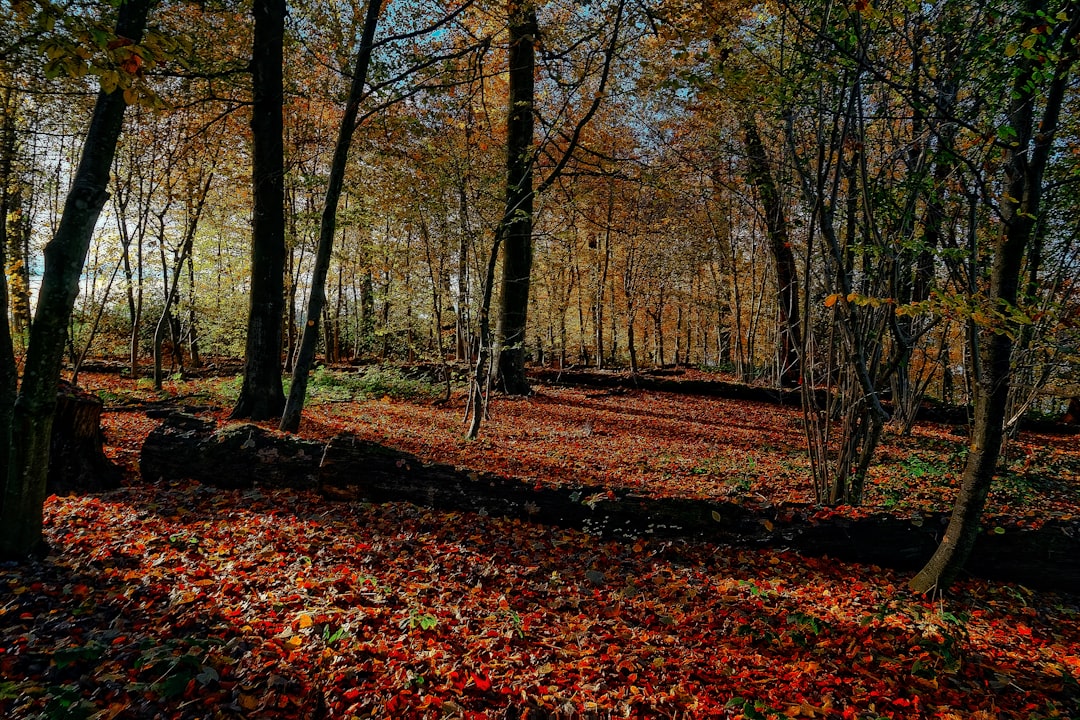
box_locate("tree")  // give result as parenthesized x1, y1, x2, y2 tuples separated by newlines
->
(492, 0, 538, 395)
(741, 118, 802, 387)
(279, 0, 383, 433)
(911, 0, 1080, 592)
(469, 0, 628, 435)
(1, 0, 156, 559)
(231, 0, 287, 420)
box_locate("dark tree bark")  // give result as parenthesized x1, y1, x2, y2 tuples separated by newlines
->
(47, 381, 121, 494)
(1, 0, 155, 559)
(742, 119, 802, 387)
(1, 81, 17, 482)
(494, 1, 538, 396)
(910, 3, 1079, 593)
(231, 0, 287, 421)
(279, 0, 383, 433)
(142, 413, 322, 488)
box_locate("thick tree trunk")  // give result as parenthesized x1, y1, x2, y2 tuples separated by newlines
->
(279, 0, 382, 432)
(231, 0, 287, 421)
(495, 2, 537, 396)
(0, 0, 154, 559)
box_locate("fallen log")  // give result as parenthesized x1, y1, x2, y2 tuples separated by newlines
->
(139, 413, 323, 489)
(139, 413, 1080, 593)
(529, 368, 808, 406)
(528, 368, 1080, 434)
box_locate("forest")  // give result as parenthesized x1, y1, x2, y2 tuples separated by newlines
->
(1, 0, 1080, 717)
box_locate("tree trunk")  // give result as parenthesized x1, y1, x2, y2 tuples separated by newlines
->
(495, 1, 537, 396)
(231, 0, 287, 421)
(0, 0, 154, 559)
(742, 119, 802, 387)
(0, 80, 17, 480)
(279, 0, 382, 432)
(153, 174, 209, 389)
(910, 4, 1079, 593)
(187, 251, 202, 368)
(456, 183, 471, 363)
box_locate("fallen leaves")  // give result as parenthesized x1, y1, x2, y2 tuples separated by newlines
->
(3, 370, 1074, 718)
(0, 481, 1076, 718)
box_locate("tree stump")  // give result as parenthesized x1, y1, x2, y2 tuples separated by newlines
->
(48, 380, 122, 494)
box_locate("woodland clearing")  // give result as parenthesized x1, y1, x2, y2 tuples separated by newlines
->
(1, 367, 1078, 719)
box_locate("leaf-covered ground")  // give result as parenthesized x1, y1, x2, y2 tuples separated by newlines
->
(3, 370, 1079, 718)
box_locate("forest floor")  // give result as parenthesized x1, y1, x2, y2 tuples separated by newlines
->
(2, 367, 1079, 719)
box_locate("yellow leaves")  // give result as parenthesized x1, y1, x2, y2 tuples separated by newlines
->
(237, 693, 261, 711)
(824, 292, 900, 311)
(171, 590, 197, 605)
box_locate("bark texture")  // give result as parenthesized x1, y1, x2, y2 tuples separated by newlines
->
(232, 0, 287, 421)
(495, 2, 537, 396)
(279, 0, 382, 432)
(0, 0, 154, 559)
(47, 381, 122, 494)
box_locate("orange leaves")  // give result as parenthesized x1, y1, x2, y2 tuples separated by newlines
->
(6, 371, 1066, 718)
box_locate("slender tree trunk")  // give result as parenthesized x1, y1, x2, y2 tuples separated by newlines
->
(456, 182, 471, 362)
(466, 231, 502, 439)
(187, 250, 201, 367)
(742, 119, 802, 387)
(280, 0, 382, 432)
(911, 4, 1078, 592)
(2, 82, 31, 337)
(0, 80, 15, 494)
(153, 173, 209, 388)
(232, 0, 287, 420)
(1, 0, 154, 559)
(495, 1, 537, 395)
(595, 183, 614, 369)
